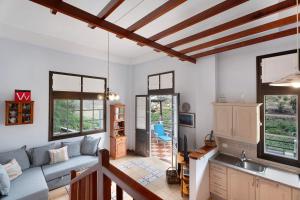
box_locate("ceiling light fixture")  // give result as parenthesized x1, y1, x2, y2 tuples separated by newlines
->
(99, 32, 120, 101)
(270, 0, 300, 88)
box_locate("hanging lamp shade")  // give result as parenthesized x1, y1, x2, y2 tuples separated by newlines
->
(270, 72, 300, 88)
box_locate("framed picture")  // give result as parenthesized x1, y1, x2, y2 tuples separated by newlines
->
(179, 112, 195, 128)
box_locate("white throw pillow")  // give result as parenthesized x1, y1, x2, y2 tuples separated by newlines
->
(4, 159, 22, 181)
(49, 146, 69, 164)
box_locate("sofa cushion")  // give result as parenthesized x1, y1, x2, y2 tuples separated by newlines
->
(0, 146, 30, 171)
(4, 159, 22, 181)
(30, 143, 55, 167)
(49, 146, 69, 164)
(62, 141, 81, 158)
(0, 167, 48, 200)
(81, 136, 100, 156)
(42, 155, 98, 182)
(0, 164, 10, 196)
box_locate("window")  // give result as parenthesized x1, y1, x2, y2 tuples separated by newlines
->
(49, 71, 106, 141)
(264, 95, 298, 160)
(148, 71, 174, 94)
(257, 50, 300, 167)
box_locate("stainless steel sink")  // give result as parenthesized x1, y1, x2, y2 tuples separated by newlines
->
(236, 160, 266, 173)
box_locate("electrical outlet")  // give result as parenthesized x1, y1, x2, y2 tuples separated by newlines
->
(222, 143, 228, 148)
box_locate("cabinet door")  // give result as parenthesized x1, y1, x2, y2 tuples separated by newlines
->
(214, 105, 233, 138)
(256, 178, 292, 200)
(228, 169, 255, 200)
(292, 189, 300, 200)
(233, 106, 259, 143)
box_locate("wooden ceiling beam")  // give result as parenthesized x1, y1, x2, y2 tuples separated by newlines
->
(29, 0, 196, 64)
(127, 0, 187, 32)
(89, 0, 124, 29)
(167, 0, 299, 48)
(181, 14, 299, 54)
(50, 0, 62, 15)
(148, 0, 249, 41)
(191, 27, 299, 59)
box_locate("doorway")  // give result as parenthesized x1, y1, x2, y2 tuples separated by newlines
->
(135, 94, 179, 166)
(150, 95, 173, 164)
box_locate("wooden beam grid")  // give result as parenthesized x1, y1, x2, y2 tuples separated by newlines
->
(88, 0, 125, 29)
(166, 0, 299, 48)
(191, 27, 300, 59)
(181, 14, 299, 54)
(148, 0, 249, 41)
(117, 0, 187, 39)
(29, 0, 196, 63)
(29, 0, 300, 63)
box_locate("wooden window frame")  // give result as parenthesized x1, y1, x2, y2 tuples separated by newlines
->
(49, 71, 107, 141)
(148, 71, 175, 95)
(257, 50, 300, 167)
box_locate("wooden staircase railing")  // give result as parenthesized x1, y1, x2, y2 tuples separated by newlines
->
(70, 149, 163, 200)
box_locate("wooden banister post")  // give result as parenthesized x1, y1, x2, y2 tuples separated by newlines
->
(116, 185, 123, 200)
(70, 170, 78, 200)
(99, 149, 111, 200)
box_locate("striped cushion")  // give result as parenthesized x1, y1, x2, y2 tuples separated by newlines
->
(4, 159, 22, 181)
(49, 146, 69, 164)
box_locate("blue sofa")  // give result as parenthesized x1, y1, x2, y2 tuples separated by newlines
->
(0, 144, 99, 200)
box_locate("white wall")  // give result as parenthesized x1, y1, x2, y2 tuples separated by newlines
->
(0, 38, 131, 152)
(131, 56, 217, 150)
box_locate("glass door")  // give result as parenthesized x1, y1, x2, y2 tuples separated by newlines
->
(172, 94, 180, 168)
(135, 95, 150, 157)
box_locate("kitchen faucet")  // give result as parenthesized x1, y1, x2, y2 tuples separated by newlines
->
(240, 150, 247, 162)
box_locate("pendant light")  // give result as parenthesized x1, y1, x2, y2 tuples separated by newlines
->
(270, 0, 300, 88)
(99, 32, 120, 101)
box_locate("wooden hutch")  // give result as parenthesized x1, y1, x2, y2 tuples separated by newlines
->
(110, 104, 127, 159)
(5, 101, 34, 126)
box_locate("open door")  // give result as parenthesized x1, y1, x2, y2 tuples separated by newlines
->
(172, 93, 180, 168)
(135, 95, 150, 157)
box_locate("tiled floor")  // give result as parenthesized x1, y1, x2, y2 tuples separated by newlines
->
(49, 155, 186, 200)
(151, 133, 172, 164)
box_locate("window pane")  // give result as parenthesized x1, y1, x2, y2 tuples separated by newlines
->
(83, 78, 105, 93)
(82, 100, 104, 131)
(264, 95, 298, 160)
(160, 73, 173, 89)
(149, 75, 159, 90)
(53, 99, 80, 137)
(53, 74, 81, 92)
(136, 97, 146, 129)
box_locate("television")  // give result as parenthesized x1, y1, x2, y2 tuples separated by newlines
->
(183, 134, 189, 162)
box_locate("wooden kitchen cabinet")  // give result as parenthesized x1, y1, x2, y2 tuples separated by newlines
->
(292, 188, 300, 200)
(228, 168, 255, 200)
(213, 104, 233, 138)
(233, 106, 260, 143)
(256, 178, 292, 200)
(213, 103, 261, 144)
(210, 163, 228, 199)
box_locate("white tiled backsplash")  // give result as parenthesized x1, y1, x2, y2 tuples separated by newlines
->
(217, 137, 300, 174)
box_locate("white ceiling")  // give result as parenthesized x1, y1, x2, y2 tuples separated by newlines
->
(0, 0, 296, 65)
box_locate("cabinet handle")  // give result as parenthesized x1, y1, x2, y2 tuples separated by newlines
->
(252, 178, 255, 187)
(256, 179, 259, 188)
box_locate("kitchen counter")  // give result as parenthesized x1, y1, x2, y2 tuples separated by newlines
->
(189, 145, 217, 160)
(210, 153, 300, 189)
